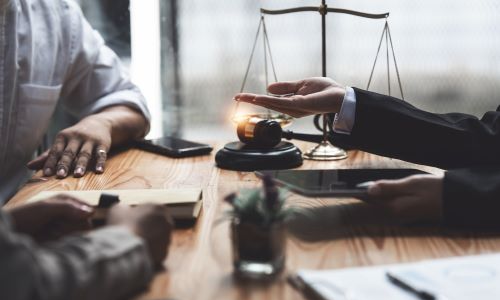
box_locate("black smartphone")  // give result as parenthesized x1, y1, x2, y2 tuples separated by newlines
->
(134, 136, 213, 158)
(255, 168, 429, 198)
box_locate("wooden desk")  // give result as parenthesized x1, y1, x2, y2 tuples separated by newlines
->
(6, 141, 500, 300)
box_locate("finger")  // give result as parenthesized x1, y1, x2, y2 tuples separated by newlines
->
(235, 93, 293, 108)
(43, 136, 67, 176)
(367, 178, 413, 198)
(94, 145, 108, 174)
(251, 102, 308, 118)
(27, 150, 50, 170)
(45, 195, 94, 220)
(250, 96, 312, 118)
(107, 204, 132, 225)
(267, 80, 303, 95)
(74, 141, 94, 178)
(234, 93, 259, 103)
(237, 93, 303, 109)
(60, 200, 94, 220)
(56, 139, 82, 178)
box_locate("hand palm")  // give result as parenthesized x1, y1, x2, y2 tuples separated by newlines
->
(235, 77, 345, 118)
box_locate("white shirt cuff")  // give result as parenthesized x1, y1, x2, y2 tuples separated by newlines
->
(333, 86, 356, 135)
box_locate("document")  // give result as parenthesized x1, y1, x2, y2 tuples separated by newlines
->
(296, 253, 500, 300)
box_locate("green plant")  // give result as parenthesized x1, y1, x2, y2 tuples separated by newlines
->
(224, 176, 294, 225)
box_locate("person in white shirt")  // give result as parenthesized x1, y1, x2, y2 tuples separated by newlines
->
(0, 0, 150, 203)
(0, 0, 172, 299)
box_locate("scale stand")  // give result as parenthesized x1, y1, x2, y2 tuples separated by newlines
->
(261, 1, 389, 161)
(217, 1, 404, 171)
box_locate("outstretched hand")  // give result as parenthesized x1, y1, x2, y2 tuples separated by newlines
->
(234, 77, 346, 118)
(363, 174, 444, 224)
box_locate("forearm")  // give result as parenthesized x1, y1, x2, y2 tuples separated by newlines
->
(331, 88, 500, 169)
(90, 105, 148, 147)
(0, 212, 153, 300)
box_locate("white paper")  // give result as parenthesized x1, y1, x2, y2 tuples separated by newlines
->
(298, 253, 500, 300)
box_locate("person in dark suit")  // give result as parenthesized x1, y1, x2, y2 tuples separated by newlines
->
(235, 77, 500, 227)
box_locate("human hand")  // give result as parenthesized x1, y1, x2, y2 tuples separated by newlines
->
(364, 174, 444, 224)
(8, 194, 94, 241)
(234, 77, 346, 118)
(27, 114, 112, 178)
(108, 204, 173, 267)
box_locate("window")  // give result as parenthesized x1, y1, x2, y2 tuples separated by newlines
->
(165, 0, 500, 140)
(82, 0, 500, 141)
(78, 0, 131, 58)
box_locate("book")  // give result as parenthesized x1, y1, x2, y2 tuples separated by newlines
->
(293, 253, 500, 300)
(27, 188, 203, 220)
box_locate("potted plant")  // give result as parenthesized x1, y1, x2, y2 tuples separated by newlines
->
(225, 176, 293, 279)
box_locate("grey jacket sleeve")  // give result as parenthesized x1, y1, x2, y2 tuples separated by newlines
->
(0, 211, 153, 300)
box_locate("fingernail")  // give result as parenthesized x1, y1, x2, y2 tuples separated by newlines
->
(57, 168, 67, 177)
(356, 181, 374, 189)
(44, 168, 52, 176)
(368, 184, 381, 196)
(75, 167, 84, 175)
(80, 205, 94, 213)
(96, 166, 103, 173)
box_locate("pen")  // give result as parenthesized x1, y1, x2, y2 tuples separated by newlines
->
(288, 274, 330, 300)
(288, 274, 356, 300)
(386, 272, 436, 300)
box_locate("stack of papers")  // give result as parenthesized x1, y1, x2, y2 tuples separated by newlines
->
(296, 253, 500, 300)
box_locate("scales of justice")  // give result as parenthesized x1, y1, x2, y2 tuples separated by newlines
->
(216, 0, 404, 171)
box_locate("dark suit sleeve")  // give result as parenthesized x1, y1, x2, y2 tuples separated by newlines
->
(330, 87, 500, 169)
(443, 168, 500, 227)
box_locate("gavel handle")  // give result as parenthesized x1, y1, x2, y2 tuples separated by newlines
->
(282, 130, 324, 143)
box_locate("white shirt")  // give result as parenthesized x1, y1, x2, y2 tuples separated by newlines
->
(333, 86, 357, 134)
(0, 0, 150, 204)
(0, 2, 154, 299)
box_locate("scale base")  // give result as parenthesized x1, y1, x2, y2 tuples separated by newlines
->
(216, 141, 303, 171)
(303, 141, 348, 161)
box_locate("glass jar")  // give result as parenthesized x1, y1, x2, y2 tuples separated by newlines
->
(231, 218, 286, 279)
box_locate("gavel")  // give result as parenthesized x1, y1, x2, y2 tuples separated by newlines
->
(236, 116, 325, 148)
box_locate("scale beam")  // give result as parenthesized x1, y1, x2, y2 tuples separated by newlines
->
(260, 7, 389, 19)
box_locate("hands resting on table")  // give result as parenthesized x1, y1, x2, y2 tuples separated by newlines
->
(8, 194, 172, 267)
(26, 105, 148, 179)
(235, 77, 445, 224)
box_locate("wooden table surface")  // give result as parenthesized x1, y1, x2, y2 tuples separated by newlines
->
(6, 141, 500, 300)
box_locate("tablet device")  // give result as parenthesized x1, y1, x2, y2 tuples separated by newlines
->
(134, 136, 213, 158)
(255, 169, 429, 198)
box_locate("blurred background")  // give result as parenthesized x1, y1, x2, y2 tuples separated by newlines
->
(77, 0, 500, 142)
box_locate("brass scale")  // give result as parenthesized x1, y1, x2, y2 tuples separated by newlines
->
(215, 0, 404, 171)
